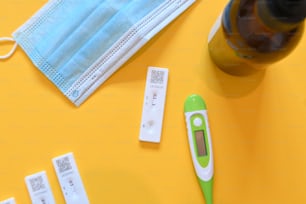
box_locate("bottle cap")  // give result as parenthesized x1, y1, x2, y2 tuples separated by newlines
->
(266, 0, 306, 23)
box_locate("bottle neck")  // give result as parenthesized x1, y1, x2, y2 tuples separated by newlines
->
(256, 0, 303, 32)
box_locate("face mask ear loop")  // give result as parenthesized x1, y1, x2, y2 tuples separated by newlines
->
(0, 37, 18, 60)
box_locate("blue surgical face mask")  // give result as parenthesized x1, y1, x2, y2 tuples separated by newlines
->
(0, 0, 195, 106)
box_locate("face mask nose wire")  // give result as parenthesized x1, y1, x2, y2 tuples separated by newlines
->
(0, 37, 18, 60)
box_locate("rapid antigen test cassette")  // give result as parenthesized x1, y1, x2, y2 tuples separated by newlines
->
(139, 67, 169, 143)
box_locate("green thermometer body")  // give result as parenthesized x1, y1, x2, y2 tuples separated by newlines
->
(184, 94, 214, 204)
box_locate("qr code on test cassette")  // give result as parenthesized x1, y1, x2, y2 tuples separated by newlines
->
(56, 156, 73, 173)
(29, 176, 46, 192)
(150, 70, 165, 84)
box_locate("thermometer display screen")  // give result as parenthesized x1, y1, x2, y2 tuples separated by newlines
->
(195, 130, 207, 156)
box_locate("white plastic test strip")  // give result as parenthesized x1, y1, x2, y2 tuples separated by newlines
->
(52, 153, 89, 204)
(0, 198, 16, 204)
(25, 171, 55, 204)
(139, 67, 169, 143)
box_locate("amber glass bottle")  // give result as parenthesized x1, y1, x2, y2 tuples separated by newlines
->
(208, 0, 306, 75)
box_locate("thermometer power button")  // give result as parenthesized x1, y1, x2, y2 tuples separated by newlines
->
(193, 117, 203, 127)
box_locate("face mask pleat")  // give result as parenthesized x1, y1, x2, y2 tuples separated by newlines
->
(47, 0, 131, 73)
(56, 0, 166, 92)
(125, 0, 166, 24)
(32, 0, 102, 58)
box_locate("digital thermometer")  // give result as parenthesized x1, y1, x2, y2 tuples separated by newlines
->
(184, 94, 214, 204)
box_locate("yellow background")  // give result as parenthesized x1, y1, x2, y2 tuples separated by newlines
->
(1, 0, 306, 203)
